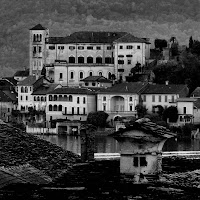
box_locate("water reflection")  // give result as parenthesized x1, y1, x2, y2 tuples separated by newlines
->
(38, 135, 200, 155)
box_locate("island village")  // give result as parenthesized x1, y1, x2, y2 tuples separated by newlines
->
(2, 24, 200, 199)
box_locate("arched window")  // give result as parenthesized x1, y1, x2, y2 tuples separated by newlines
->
(59, 95, 62, 101)
(69, 95, 73, 102)
(103, 96, 106, 101)
(87, 56, 93, 63)
(49, 95, 52, 101)
(129, 97, 132, 101)
(25, 87, 28, 93)
(34, 96, 36, 101)
(33, 34, 36, 42)
(89, 71, 93, 76)
(69, 56, 75, 63)
(70, 71, 74, 79)
(99, 71, 103, 76)
(79, 71, 84, 79)
(58, 105, 62, 111)
(44, 97, 46, 101)
(36, 34, 39, 42)
(78, 56, 84, 63)
(64, 95, 67, 101)
(41, 97, 44, 101)
(21, 87, 24, 93)
(105, 57, 111, 64)
(53, 105, 57, 111)
(39, 34, 42, 42)
(49, 105, 52, 111)
(96, 56, 102, 64)
(54, 95, 57, 101)
(108, 72, 112, 79)
(37, 96, 40, 101)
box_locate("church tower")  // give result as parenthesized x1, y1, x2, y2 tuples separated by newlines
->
(29, 24, 49, 76)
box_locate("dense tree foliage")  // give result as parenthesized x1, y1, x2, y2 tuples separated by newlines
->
(163, 106, 178, 122)
(1, 0, 200, 76)
(154, 39, 167, 51)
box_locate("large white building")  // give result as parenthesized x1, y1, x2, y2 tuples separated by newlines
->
(29, 24, 151, 85)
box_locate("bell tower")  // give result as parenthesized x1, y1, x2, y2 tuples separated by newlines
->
(29, 24, 49, 76)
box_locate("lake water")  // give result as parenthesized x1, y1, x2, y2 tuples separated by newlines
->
(37, 135, 200, 155)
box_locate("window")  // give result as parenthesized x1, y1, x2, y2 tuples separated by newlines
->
(108, 72, 112, 79)
(20, 96, 23, 101)
(8, 108, 10, 112)
(59, 95, 62, 101)
(78, 56, 84, 63)
(118, 60, 124, 64)
(77, 107, 80, 114)
(70, 71, 74, 79)
(137, 45, 141, 49)
(49, 105, 52, 111)
(37, 96, 40, 101)
(89, 71, 93, 76)
(41, 97, 44, 101)
(85, 82, 89, 86)
(103, 96, 106, 101)
(152, 106, 155, 113)
(25, 96, 28, 101)
(99, 72, 103, 76)
(49, 46, 55, 50)
(58, 105, 62, 111)
(30, 87, 32, 91)
(127, 45, 133, 49)
(171, 95, 175, 102)
(38, 46, 42, 53)
(34, 96, 36, 101)
(78, 46, 84, 50)
(69, 56, 75, 63)
(143, 95, 146, 102)
(152, 95, 155, 102)
(79, 71, 84, 79)
(119, 45, 123, 49)
(49, 95, 52, 101)
(127, 60, 131, 65)
(21, 87, 24, 93)
(103, 103, 106, 111)
(59, 73, 63, 80)
(53, 105, 57, 111)
(183, 107, 186, 114)
(77, 97, 80, 104)
(92, 82, 96, 86)
(107, 46, 111, 50)
(87, 46, 93, 50)
(133, 157, 138, 167)
(105, 57, 111, 64)
(180, 116, 183, 121)
(83, 97, 86, 104)
(130, 105, 133, 111)
(96, 46, 101, 50)
(96, 56, 102, 64)
(126, 55, 133, 57)
(87, 56, 93, 63)
(129, 97, 132, 101)
(165, 95, 168, 102)
(72, 107, 74, 114)
(83, 107, 86, 114)
(69, 46, 75, 50)
(54, 95, 57, 101)
(58, 46, 64, 50)
(140, 157, 147, 166)
(69, 95, 73, 102)
(25, 87, 28, 93)
(133, 157, 147, 167)
(159, 95, 162, 102)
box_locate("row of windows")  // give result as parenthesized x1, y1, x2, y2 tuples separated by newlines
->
(119, 45, 141, 50)
(60, 71, 112, 80)
(20, 87, 31, 93)
(49, 95, 86, 103)
(49, 105, 86, 114)
(143, 95, 175, 103)
(20, 96, 28, 101)
(49, 45, 112, 51)
(33, 34, 42, 42)
(34, 96, 46, 101)
(33, 46, 42, 54)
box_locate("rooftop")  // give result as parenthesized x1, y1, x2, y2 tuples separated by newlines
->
(0, 90, 16, 102)
(14, 69, 29, 77)
(17, 76, 42, 86)
(30, 24, 46, 30)
(191, 87, 200, 97)
(32, 84, 59, 95)
(81, 76, 112, 83)
(98, 82, 148, 94)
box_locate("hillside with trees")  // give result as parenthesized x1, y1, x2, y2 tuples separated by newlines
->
(1, 0, 200, 76)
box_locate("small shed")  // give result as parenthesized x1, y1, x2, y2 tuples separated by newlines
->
(111, 118, 176, 182)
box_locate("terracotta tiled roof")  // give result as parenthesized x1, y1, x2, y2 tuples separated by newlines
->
(142, 84, 188, 94)
(30, 24, 46, 30)
(48, 87, 96, 95)
(32, 84, 59, 95)
(114, 33, 149, 44)
(0, 164, 52, 189)
(47, 31, 127, 44)
(98, 82, 148, 94)
(82, 76, 112, 83)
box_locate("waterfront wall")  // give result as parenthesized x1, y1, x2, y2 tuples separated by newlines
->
(26, 126, 57, 135)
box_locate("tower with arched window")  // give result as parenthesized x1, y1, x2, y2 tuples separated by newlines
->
(29, 24, 49, 76)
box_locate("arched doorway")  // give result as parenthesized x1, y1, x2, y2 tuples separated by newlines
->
(111, 96, 125, 112)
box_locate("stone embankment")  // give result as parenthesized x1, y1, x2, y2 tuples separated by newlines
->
(0, 123, 81, 178)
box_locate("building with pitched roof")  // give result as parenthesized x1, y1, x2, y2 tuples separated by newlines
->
(46, 87, 97, 125)
(13, 69, 29, 81)
(29, 24, 151, 85)
(141, 83, 189, 113)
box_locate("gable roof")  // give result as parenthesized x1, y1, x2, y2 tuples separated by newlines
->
(111, 118, 176, 140)
(32, 84, 59, 95)
(82, 76, 112, 83)
(47, 31, 127, 44)
(2, 90, 17, 102)
(142, 84, 188, 95)
(0, 90, 15, 102)
(114, 33, 150, 44)
(191, 87, 200, 97)
(48, 87, 96, 95)
(98, 82, 148, 94)
(194, 98, 200, 108)
(17, 76, 42, 86)
(30, 24, 46, 30)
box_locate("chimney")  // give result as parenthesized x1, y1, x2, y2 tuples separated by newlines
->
(165, 80, 169, 85)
